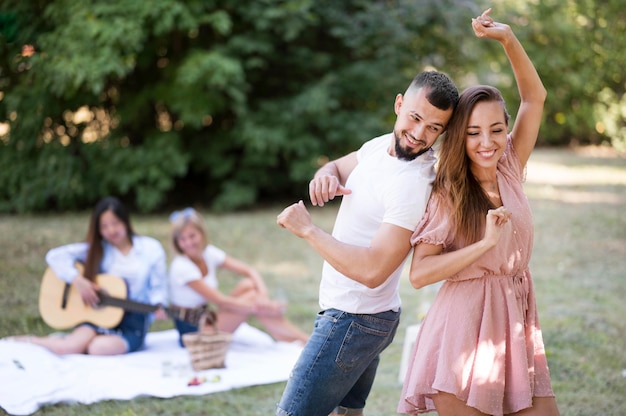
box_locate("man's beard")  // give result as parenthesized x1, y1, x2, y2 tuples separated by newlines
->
(394, 131, 430, 161)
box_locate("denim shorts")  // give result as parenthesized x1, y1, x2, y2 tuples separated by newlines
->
(173, 318, 198, 347)
(276, 308, 400, 416)
(84, 311, 150, 353)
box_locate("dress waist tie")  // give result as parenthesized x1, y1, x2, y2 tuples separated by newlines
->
(512, 272, 530, 325)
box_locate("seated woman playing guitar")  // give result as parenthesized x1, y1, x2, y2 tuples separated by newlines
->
(10, 196, 168, 355)
(168, 208, 309, 347)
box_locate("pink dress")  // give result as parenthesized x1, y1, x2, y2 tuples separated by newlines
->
(398, 139, 555, 415)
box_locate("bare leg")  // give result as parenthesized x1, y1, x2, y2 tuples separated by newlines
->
(432, 392, 489, 416)
(228, 278, 256, 297)
(432, 392, 560, 416)
(10, 325, 98, 355)
(256, 314, 309, 343)
(86, 333, 128, 355)
(9, 325, 127, 355)
(508, 397, 560, 416)
(215, 280, 256, 333)
(216, 280, 309, 343)
(216, 308, 252, 333)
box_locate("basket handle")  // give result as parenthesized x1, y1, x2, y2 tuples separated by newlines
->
(198, 309, 219, 333)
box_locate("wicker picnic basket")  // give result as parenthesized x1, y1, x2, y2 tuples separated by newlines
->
(182, 310, 233, 371)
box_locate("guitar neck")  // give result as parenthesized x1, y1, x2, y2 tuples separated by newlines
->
(99, 294, 159, 314)
(98, 294, 207, 325)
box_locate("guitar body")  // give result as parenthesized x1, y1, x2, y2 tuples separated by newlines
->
(38, 267, 127, 329)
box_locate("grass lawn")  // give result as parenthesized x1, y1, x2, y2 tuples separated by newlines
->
(0, 146, 625, 415)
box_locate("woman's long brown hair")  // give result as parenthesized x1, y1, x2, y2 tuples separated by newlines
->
(433, 85, 510, 245)
(83, 197, 135, 281)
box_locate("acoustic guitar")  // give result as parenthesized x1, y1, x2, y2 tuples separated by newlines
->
(38, 267, 210, 329)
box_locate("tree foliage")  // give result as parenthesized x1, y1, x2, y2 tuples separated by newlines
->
(0, 0, 624, 213)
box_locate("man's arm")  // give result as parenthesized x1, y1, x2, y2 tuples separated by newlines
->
(277, 201, 413, 288)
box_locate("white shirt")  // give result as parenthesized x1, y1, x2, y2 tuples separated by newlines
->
(168, 245, 226, 308)
(45, 235, 168, 306)
(319, 133, 436, 314)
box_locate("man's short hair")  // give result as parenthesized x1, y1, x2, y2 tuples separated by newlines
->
(408, 71, 459, 111)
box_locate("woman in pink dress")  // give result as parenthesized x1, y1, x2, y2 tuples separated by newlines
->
(398, 9, 560, 416)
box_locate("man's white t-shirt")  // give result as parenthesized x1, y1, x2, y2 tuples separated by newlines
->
(319, 133, 436, 314)
(168, 245, 226, 308)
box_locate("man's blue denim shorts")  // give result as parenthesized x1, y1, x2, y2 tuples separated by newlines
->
(276, 308, 400, 416)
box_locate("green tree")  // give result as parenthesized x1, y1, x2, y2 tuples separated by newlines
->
(0, 0, 473, 212)
(1, 0, 624, 213)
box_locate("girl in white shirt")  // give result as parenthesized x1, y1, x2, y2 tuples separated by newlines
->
(168, 208, 309, 346)
(9, 196, 168, 355)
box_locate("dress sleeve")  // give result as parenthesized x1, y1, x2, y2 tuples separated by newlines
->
(500, 135, 526, 182)
(409, 193, 454, 249)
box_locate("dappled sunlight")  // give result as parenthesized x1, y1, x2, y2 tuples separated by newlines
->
(1, 111, 16, 144)
(36, 107, 117, 146)
(508, 246, 521, 269)
(472, 339, 505, 386)
(524, 185, 625, 204)
(70, 106, 94, 124)
(526, 161, 626, 186)
(525, 158, 626, 204)
(455, 338, 506, 389)
(0, 122, 8, 144)
(80, 108, 117, 144)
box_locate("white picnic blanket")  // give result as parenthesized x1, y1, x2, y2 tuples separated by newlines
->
(0, 324, 302, 415)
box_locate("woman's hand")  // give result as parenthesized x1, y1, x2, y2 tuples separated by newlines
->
(72, 274, 101, 306)
(483, 206, 512, 247)
(471, 8, 512, 42)
(154, 307, 169, 320)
